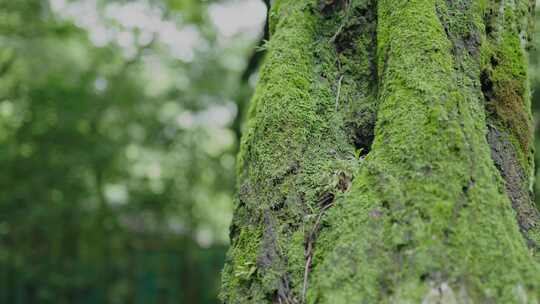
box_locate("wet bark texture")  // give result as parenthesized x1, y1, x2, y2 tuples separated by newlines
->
(221, 0, 540, 303)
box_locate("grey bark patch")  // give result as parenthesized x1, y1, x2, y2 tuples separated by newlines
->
(422, 282, 458, 304)
(487, 125, 540, 245)
(436, 0, 481, 60)
(259, 211, 299, 303)
(258, 211, 279, 269)
(269, 275, 298, 304)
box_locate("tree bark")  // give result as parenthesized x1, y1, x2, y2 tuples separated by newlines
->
(221, 0, 540, 303)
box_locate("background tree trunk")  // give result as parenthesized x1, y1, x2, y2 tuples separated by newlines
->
(221, 0, 540, 302)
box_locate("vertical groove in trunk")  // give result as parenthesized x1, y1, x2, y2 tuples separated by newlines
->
(221, 0, 540, 303)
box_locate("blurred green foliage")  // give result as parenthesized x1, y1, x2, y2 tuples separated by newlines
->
(0, 0, 263, 302)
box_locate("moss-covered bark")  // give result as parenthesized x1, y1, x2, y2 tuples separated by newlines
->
(221, 0, 540, 303)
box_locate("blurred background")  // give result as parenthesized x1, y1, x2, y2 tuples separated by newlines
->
(0, 0, 538, 303)
(0, 0, 266, 303)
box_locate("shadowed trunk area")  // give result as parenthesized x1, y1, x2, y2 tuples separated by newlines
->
(221, 0, 540, 303)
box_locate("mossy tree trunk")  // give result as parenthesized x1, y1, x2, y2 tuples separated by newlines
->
(221, 0, 540, 303)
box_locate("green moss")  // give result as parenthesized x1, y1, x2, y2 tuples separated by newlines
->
(221, 226, 264, 302)
(477, 0, 540, 248)
(223, 0, 540, 302)
(223, 0, 370, 301)
(308, 0, 540, 302)
(481, 0, 534, 175)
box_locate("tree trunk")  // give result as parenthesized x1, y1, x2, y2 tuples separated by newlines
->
(221, 0, 540, 303)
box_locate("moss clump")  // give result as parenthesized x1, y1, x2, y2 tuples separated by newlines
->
(221, 226, 264, 302)
(489, 78, 531, 157)
(479, 0, 540, 246)
(482, 29, 532, 170)
(222, 0, 540, 303)
(309, 0, 540, 302)
(222, 0, 372, 302)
